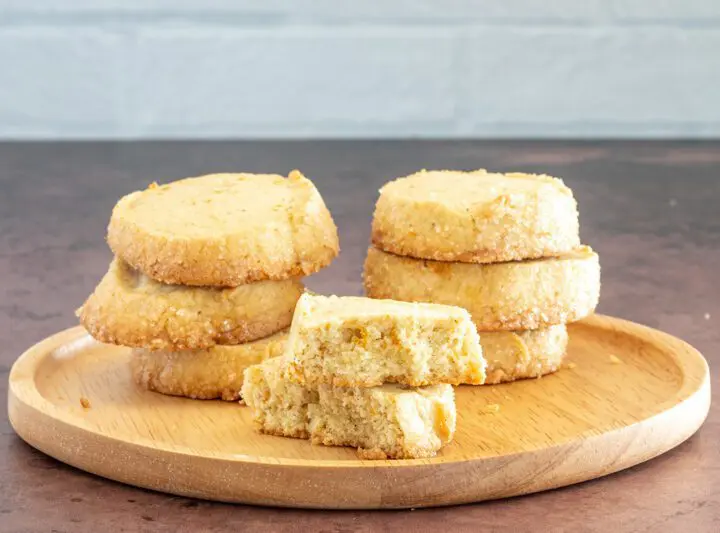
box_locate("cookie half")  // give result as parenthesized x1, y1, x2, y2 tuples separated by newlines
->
(281, 294, 486, 388)
(364, 246, 600, 331)
(78, 259, 303, 351)
(108, 170, 339, 286)
(131, 331, 288, 401)
(242, 356, 456, 459)
(481, 326, 568, 384)
(372, 169, 579, 263)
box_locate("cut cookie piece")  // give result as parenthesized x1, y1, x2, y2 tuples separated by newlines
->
(242, 357, 456, 459)
(372, 169, 579, 263)
(131, 330, 287, 401)
(281, 294, 486, 387)
(107, 170, 339, 286)
(78, 258, 303, 351)
(311, 384, 456, 460)
(242, 357, 316, 439)
(364, 246, 600, 331)
(481, 326, 568, 384)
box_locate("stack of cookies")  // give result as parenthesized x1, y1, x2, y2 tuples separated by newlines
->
(364, 169, 601, 383)
(78, 171, 339, 400)
(242, 293, 487, 459)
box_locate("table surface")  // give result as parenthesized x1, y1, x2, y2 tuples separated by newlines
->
(0, 141, 717, 532)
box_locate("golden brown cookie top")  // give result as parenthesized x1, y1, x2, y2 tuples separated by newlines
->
(108, 170, 339, 286)
(293, 293, 475, 326)
(372, 169, 579, 263)
(118, 173, 300, 237)
(380, 169, 572, 208)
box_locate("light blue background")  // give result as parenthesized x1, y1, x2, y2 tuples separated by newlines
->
(1, 1, 719, 139)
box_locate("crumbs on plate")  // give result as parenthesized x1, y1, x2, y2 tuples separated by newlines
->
(481, 403, 500, 414)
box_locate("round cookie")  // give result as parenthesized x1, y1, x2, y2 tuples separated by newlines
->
(131, 331, 288, 401)
(78, 259, 303, 351)
(372, 169, 579, 263)
(364, 246, 600, 331)
(481, 326, 568, 384)
(108, 170, 339, 286)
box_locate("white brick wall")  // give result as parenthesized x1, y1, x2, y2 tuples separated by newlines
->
(0, 1, 718, 139)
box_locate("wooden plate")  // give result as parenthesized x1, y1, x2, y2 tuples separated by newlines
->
(8, 315, 710, 509)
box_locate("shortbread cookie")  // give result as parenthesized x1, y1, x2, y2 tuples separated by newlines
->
(481, 326, 568, 384)
(108, 170, 339, 286)
(78, 259, 303, 351)
(131, 331, 287, 400)
(364, 246, 600, 331)
(372, 169, 579, 263)
(282, 294, 486, 387)
(242, 357, 456, 459)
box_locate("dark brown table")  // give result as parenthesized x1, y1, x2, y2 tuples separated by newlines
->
(1, 141, 717, 532)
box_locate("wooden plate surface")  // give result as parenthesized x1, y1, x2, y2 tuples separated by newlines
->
(8, 315, 710, 509)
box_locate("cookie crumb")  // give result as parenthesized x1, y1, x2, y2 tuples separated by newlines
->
(609, 354, 622, 364)
(238, 398, 246, 407)
(80, 397, 91, 409)
(481, 403, 500, 414)
(565, 362, 577, 369)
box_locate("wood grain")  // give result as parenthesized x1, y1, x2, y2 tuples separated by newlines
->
(8, 315, 710, 509)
